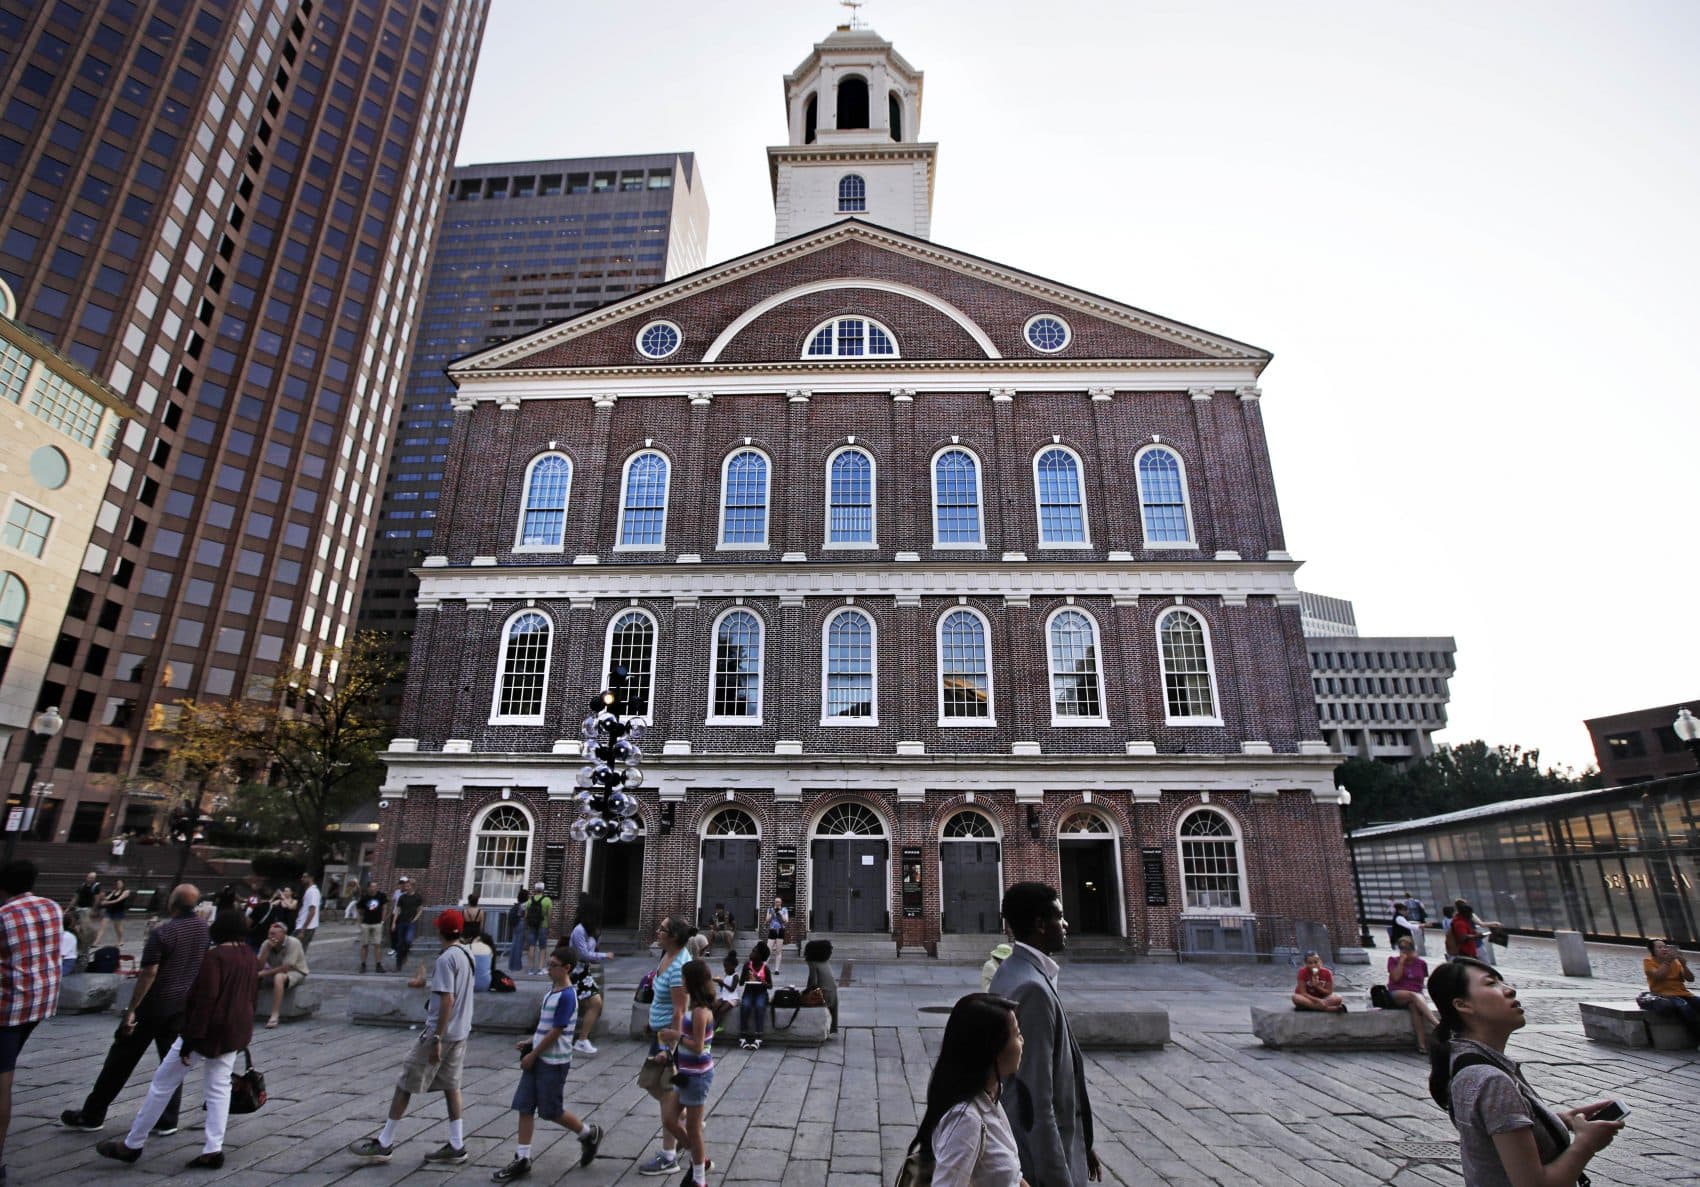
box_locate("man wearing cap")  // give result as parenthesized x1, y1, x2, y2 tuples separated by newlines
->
(522, 883, 553, 977)
(348, 908, 476, 1166)
(392, 878, 423, 969)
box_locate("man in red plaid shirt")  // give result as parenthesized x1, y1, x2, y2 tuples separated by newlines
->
(0, 858, 63, 1183)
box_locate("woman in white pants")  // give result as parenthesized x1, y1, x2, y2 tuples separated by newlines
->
(96, 909, 258, 1170)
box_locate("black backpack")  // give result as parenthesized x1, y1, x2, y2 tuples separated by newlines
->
(88, 946, 121, 973)
(525, 898, 545, 929)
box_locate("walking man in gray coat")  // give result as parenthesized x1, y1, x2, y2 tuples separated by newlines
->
(988, 881, 1101, 1185)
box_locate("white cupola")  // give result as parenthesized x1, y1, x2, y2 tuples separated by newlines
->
(768, 26, 937, 241)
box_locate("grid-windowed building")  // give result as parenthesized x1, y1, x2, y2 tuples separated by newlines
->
(0, 0, 490, 841)
(357, 154, 709, 705)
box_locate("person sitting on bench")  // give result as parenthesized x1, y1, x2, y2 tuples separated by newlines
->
(255, 921, 309, 1028)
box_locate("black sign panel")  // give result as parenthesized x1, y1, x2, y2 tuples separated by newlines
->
(542, 843, 567, 901)
(900, 845, 924, 918)
(1140, 846, 1168, 907)
(774, 844, 797, 905)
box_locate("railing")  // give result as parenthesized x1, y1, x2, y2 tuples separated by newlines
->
(1177, 913, 1333, 964)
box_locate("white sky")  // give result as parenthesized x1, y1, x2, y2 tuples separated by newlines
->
(454, 1, 1699, 773)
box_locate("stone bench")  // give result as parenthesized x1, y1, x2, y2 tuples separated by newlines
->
(253, 982, 322, 1023)
(1579, 1001, 1693, 1051)
(1071, 1010, 1169, 1050)
(58, 973, 122, 1014)
(627, 998, 832, 1045)
(1251, 1005, 1417, 1050)
(349, 983, 614, 1036)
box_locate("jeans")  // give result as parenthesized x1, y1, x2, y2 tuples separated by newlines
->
(1642, 993, 1700, 1042)
(508, 924, 525, 972)
(80, 1009, 186, 1127)
(123, 1039, 236, 1155)
(739, 986, 769, 1037)
(394, 920, 417, 966)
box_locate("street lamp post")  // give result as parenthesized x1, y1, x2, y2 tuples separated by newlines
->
(1338, 787, 1374, 948)
(1673, 707, 1700, 770)
(570, 666, 644, 847)
(169, 799, 212, 886)
(4, 707, 63, 865)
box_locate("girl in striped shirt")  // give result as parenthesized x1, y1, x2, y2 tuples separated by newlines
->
(659, 959, 716, 1186)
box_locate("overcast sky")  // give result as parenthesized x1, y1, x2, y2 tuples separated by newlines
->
(453, 1, 1699, 773)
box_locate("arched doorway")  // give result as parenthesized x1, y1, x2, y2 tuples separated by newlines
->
(583, 818, 645, 930)
(810, 802, 888, 932)
(940, 810, 1002, 934)
(1058, 810, 1122, 936)
(699, 807, 760, 932)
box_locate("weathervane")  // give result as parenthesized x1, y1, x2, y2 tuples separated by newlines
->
(839, 0, 867, 30)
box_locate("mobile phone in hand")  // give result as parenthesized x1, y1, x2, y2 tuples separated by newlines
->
(1586, 1100, 1629, 1122)
(517, 1041, 533, 1058)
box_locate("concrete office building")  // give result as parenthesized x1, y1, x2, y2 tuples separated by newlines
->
(1586, 699, 1700, 786)
(0, 0, 490, 841)
(357, 154, 709, 705)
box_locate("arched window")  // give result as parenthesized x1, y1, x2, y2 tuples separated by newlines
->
(492, 610, 551, 722)
(822, 609, 876, 723)
(1034, 447, 1088, 545)
(938, 609, 993, 723)
(803, 315, 896, 358)
(888, 91, 903, 141)
(815, 802, 883, 836)
(708, 609, 763, 723)
(605, 609, 656, 719)
(942, 810, 995, 838)
(825, 447, 875, 546)
(0, 571, 25, 648)
(1158, 609, 1219, 723)
(837, 173, 867, 213)
(1178, 808, 1246, 910)
(1048, 609, 1105, 721)
(1059, 811, 1114, 836)
(515, 453, 571, 549)
(836, 76, 869, 129)
(932, 447, 983, 546)
(705, 807, 759, 836)
(1136, 446, 1194, 546)
(617, 450, 670, 548)
(804, 92, 817, 144)
(466, 803, 532, 903)
(718, 449, 770, 547)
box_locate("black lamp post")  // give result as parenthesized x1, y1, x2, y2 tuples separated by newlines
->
(570, 666, 644, 846)
(4, 707, 63, 864)
(168, 798, 212, 886)
(1674, 707, 1700, 770)
(1339, 786, 1374, 947)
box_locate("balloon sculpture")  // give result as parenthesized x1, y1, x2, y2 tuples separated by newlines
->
(570, 665, 644, 844)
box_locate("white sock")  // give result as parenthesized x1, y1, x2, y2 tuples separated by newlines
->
(448, 1118, 464, 1148)
(693, 1164, 706, 1185)
(515, 1144, 531, 1159)
(377, 1119, 398, 1147)
(568, 1119, 585, 1135)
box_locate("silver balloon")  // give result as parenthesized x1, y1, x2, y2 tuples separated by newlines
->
(580, 714, 600, 742)
(614, 739, 640, 762)
(621, 767, 645, 788)
(619, 795, 642, 819)
(608, 791, 633, 818)
(618, 819, 640, 843)
(575, 766, 597, 788)
(586, 817, 611, 840)
(569, 818, 588, 842)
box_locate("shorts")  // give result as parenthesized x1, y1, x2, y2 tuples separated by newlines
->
(264, 968, 306, 989)
(396, 1033, 466, 1095)
(674, 1069, 713, 1108)
(520, 924, 547, 950)
(0, 1021, 39, 1073)
(510, 1059, 570, 1118)
(359, 923, 383, 946)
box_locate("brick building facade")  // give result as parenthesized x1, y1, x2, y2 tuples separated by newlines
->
(375, 28, 1356, 958)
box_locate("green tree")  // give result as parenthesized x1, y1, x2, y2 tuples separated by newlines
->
(1337, 740, 1600, 826)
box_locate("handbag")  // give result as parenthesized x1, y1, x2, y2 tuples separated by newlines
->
(896, 1112, 984, 1187)
(228, 1048, 267, 1115)
(771, 986, 803, 1009)
(636, 1047, 675, 1098)
(801, 987, 826, 1008)
(636, 971, 656, 1004)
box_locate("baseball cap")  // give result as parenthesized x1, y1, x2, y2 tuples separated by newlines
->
(435, 907, 464, 936)
(533, 881, 545, 891)
(398, 875, 410, 883)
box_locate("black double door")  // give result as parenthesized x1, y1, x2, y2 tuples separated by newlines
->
(587, 838, 645, 929)
(1060, 839, 1119, 935)
(810, 838, 887, 931)
(941, 841, 1002, 933)
(699, 837, 760, 930)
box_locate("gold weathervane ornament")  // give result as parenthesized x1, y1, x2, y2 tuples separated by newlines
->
(839, 0, 867, 30)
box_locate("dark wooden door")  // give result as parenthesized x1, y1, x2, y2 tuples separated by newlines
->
(699, 837, 760, 930)
(1060, 840, 1118, 935)
(941, 841, 1001, 933)
(811, 838, 887, 931)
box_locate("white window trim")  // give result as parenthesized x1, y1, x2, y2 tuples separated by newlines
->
(822, 445, 878, 550)
(489, 608, 552, 725)
(800, 314, 901, 360)
(511, 451, 572, 553)
(837, 172, 867, 213)
(1, 495, 53, 560)
(819, 608, 879, 727)
(635, 319, 683, 360)
(716, 447, 772, 551)
(1023, 313, 1072, 353)
(603, 607, 658, 727)
(936, 606, 997, 727)
(1157, 607, 1223, 727)
(700, 805, 762, 839)
(1134, 443, 1199, 551)
(1031, 444, 1093, 550)
(613, 449, 670, 553)
(939, 808, 1001, 840)
(930, 445, 987, 551)
(1045, 606, 1110, 727)
(461, 799, 536, 904)
(1175, 806, 1252, 915)
(705, 606, 765, 726)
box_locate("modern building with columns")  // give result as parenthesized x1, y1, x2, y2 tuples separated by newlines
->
(375, 25, 1356, 958)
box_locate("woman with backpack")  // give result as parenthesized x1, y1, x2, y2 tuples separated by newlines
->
(1426, 956, 1623, 1185)
(737, 941, 773, 1050)
(900, 992, 1027, 1187)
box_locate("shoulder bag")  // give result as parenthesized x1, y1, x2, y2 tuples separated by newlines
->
(228, 1048, 267, 1115)
(636, 1044, 676, 1099)
(1450, 1053, 1586, 1187)
(895, 1109, 985, 1187)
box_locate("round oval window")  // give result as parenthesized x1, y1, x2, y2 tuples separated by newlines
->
(637, 321, 681, 359)
(29, 445, 69, 490)
(1025, 316, 1071, 353)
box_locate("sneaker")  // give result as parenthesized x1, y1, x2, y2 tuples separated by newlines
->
(676, 1159, 714, 1185)
(375, 963, 387, 973)
(492, 1156, 532, 1182)
(151, 1123, 180, 1136)
(186, 1152, 224, 1170)
(737, 1038, 750, 1050)
(423, 1143, 469, 1165)
(572, 1038, 598, 1055)
(348, 1137, 395, 1162)
(95, 1138, 141, 1165)
(750, 1038, 763, 1050)
(578, 1123, 603, 1167)
(359, 962, 367, 973)
(638, 1150, 680, 1176)
(58, 1110, 103, 1131)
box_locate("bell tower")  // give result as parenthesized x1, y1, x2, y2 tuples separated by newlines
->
(768, 25, 937, 241)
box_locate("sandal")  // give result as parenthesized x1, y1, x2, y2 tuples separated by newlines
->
(265, 1017, 279, 1029)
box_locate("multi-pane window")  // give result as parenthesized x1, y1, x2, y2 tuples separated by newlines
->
(468, 804, 531, 903)
(942, 810, 995, 838)
(827, 448, 874, 545)
(710, 609, 763, 721)
(719, 449, 769, 546)
(606, 610, 656, 718)
(803, 316, 897, 358)
(933, 449, 982, 545)
(29, 369, 104, 448)
(1048, 609, 1104, 719)
(2, 501, 53, 558)
(816, 802, 883, 836)
(0, 571, 24, 648)
(1159, 609, 1217, 721)
(1179, 809, 1245, 910)
(1034, 447, 1087, 544)
(0, 339, 34, 404)
(517, 453, 570, 548)
(838, 173, 866, 212)
(938, 609, 991, 720)
(493, 611, 550, 720)
(706, 807, 758, 836)
(823, 609, 875, 721)
(618, 451, 669, 547)
(1137, 447, 1192, 544)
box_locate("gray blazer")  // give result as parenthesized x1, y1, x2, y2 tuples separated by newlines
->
(988, 945, 1093, 1186)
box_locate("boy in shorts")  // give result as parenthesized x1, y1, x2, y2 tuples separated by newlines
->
(491, 945, 602, 1182)
(348, 908, 475, 1165)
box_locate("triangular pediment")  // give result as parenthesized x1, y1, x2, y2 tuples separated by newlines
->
(448, 220, 1269, 379)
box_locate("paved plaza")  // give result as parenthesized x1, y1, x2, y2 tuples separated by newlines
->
(6, 923, 1694, 1185)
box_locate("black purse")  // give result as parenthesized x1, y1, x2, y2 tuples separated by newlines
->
(228, 1048, 267, 1115)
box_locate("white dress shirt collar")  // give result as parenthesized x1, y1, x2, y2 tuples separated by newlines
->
(1012, 940, 1060, 983)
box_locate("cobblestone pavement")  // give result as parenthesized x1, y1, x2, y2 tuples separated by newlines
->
(8, 923, 1693, 1185)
